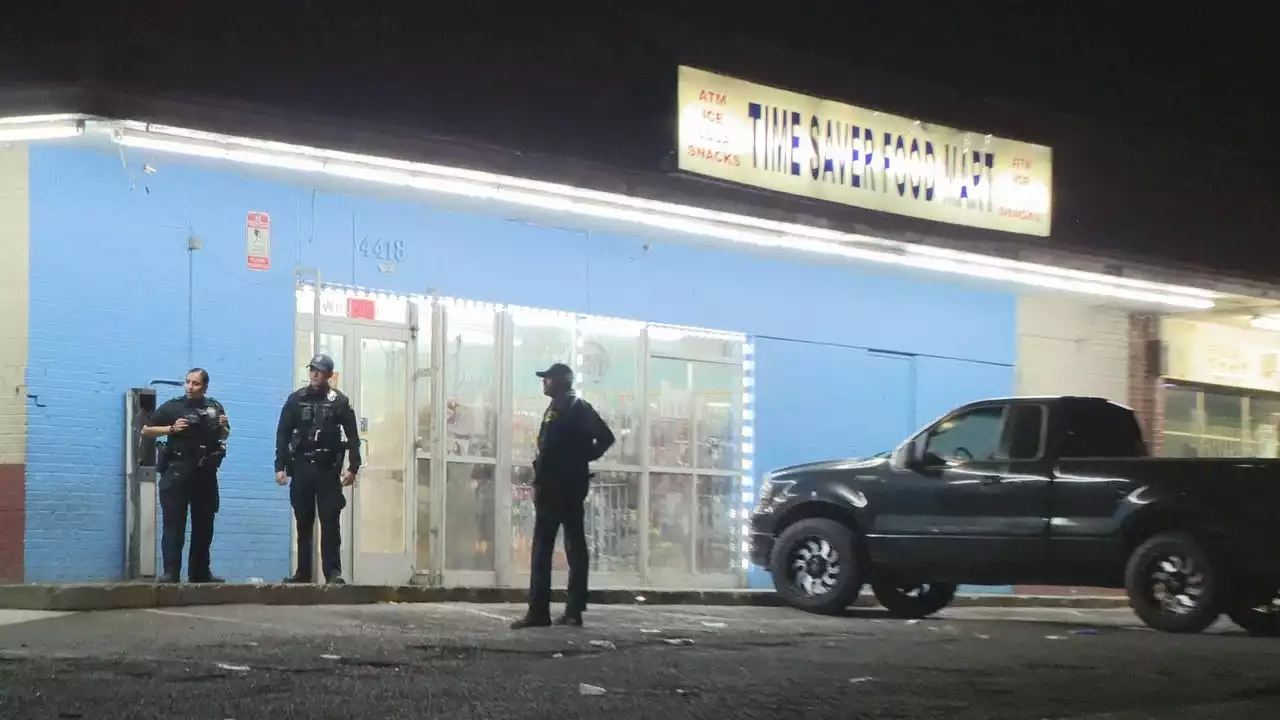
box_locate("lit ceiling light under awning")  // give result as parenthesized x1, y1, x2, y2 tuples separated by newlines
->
(12, 114, 1221, 310)
(0, 114, 86, 142)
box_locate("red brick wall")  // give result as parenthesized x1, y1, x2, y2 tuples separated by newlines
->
(1128, 314, 1164, 454)
(0, 464, 23, 582)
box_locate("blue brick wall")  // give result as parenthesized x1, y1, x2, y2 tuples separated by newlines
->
(24, 144, 1016, 583)
(25, 147, 297, 582)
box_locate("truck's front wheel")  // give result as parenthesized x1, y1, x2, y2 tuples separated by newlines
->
(771, 518, 864, 615)
(1125, 531, 1223, 634)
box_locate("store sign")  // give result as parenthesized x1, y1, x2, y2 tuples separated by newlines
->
(676, 65, 1054, 236)
(1162, 318, 1280, 392)
(246, 211, 271, 271)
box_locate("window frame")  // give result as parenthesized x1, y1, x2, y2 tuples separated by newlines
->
(921, 403, 1010, 464)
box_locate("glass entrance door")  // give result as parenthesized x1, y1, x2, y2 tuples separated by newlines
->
(293, 314, 417, 586)
(351, 325, 414, 585)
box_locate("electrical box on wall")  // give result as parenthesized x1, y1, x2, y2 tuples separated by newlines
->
(124, 388, 159, 579)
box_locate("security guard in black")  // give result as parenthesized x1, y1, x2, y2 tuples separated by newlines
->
(275, 353, 361, 585)
(512, 362, 615, 630)
(141, 368, 229, 584)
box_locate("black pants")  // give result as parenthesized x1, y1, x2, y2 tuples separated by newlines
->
(528, 485, 589, 618)
(291, 459, 346, 580)
(159, 464, 219, 579)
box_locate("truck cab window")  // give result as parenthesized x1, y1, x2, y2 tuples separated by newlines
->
(925, 406, 1004, 462)
(1059, 401, 1149, 458)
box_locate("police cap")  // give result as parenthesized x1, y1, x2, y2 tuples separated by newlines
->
(307, 354, 335, 374)
(535, 362, 574, 380)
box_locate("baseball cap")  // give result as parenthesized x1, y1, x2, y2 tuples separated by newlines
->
(307, 354, 335, 374)
(535, 362, 574, 380)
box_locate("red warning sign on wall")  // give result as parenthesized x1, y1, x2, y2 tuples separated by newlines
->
(246, 212, 271, 271)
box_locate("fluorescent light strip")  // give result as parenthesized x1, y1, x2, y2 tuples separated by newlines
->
(0, 120, 83, 143)
(1250, 316, 1280, 332)
(129, 121, 1223, 301)
(906, 244, 1223, 300)
(114, 130, 1214, 309)
(0, 113, 87, 125)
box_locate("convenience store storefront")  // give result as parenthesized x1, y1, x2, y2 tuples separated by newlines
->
(1, 82, 1238, 589)
(289, 287, 752, 589)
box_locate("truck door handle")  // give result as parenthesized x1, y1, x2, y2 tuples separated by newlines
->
(980, 475, 1003, 485)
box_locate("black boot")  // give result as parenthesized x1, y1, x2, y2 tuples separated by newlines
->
(282, 572, 313, 584)
(156, 568, 181, 584)
(510, 614, 552, 630)
(555, 612, 583, 628)
(188, 571, 225, 584)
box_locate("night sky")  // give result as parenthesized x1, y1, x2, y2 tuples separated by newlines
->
(3, 2, 1274, 280)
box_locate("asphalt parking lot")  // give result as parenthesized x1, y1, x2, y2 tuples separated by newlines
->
(2, 602, 1279, 719)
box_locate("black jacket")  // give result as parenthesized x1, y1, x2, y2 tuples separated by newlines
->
(533, 393, 615, 488)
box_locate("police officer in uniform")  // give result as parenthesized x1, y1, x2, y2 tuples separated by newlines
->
(141, 368, 230, 584)
(512, 363, 615, 629)
(275, 353, 361, 585)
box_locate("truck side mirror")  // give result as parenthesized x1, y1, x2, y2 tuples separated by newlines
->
(920, 450, 949, 469)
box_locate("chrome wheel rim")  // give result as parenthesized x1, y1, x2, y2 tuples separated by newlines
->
(789, 536, 841, 597)
(1246, 595, 1280, 615)
(1149, 553, 1205, 615)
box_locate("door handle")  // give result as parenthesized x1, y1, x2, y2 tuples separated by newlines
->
(980, 475, 1003, 485)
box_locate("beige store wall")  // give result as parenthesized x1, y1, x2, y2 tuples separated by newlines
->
(0, 143, 29, 466)
(1014, 294, 1131, 403)
(0, 142, 30, 580)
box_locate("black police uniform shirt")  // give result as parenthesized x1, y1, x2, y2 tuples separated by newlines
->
(533, 392, 615, 488)
(150, 395, 228, 464)
(274, 385, 362, 474)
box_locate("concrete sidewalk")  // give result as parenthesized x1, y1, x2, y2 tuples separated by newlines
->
(0, 582, 1131, 612)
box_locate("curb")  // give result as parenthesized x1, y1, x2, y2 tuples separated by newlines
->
(0, 583, 1130, 613)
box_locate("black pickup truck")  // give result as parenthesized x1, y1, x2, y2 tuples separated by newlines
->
(749, 395, 1280, 635)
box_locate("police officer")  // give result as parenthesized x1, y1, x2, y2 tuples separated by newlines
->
(275, 353, 361, 585)
(141, 368, 230, 584)
(511, 363, 615, 629)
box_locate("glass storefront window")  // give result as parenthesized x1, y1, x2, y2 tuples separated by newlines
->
(443, 304, 499, 458)
(577, 320, 644, 466)
(298, 291, 750, 588)
(648, 472, 693, 574)
(648, 327, 742, 363)
(508, 465, 640, 573)
(293, 331, 346, 390)
(1202, 391, 1245, 456)
(1250, 397, 1280, 458)
(444, 462, 496, 571)
(510, 313, 577, 464)
(647, 358, 741, 470)
(1161, 382, 1280, 459)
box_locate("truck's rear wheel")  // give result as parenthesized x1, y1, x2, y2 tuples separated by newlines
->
(770, 518, 864, 615)
(1226, 593, 1280, 637)
(871, 578, 958, 619)
(1124, 531, 1223, 634)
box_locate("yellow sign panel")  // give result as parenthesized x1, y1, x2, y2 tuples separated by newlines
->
(676, 66, 1053, 237)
